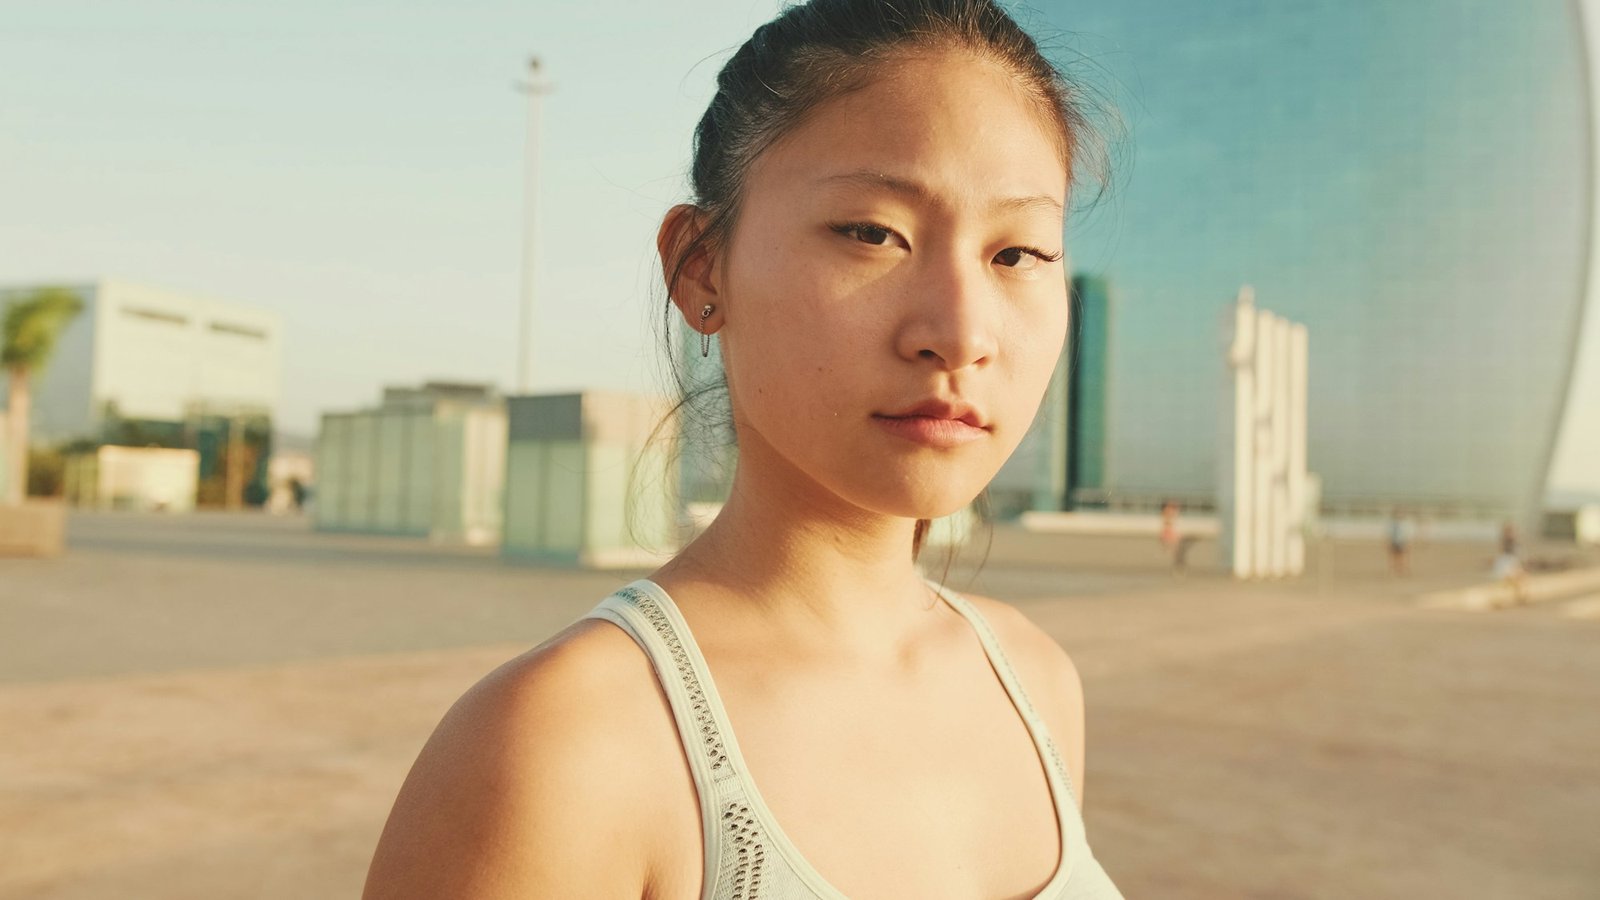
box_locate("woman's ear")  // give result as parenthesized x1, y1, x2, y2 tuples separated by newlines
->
(657, 204, 721, 328)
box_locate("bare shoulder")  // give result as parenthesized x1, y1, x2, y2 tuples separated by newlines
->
(955, 591, 1089, 810)
(954, 591, 1086, 705)
(363, 616, 671, 899)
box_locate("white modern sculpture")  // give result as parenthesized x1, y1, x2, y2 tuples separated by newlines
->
(1218, 286, 1310, 579)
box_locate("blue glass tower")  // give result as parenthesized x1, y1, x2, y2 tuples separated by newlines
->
(1036, 0, 1594, 521)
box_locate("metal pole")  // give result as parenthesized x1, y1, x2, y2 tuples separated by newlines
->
(515, 57, 553, 396)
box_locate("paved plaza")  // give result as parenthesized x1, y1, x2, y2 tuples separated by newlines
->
(1, 511, 1596, 899)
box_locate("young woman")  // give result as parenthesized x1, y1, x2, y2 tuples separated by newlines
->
(364, 1, 1123, 897)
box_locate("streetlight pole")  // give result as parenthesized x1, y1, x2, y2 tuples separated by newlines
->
(515, 57, 553, 396)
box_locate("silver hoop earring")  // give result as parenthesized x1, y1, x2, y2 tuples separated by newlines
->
(699, 304, 714, 357)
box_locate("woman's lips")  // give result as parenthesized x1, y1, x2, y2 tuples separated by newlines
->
(871, 414, 989, 448)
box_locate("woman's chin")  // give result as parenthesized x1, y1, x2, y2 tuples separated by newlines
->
(865, 491, 984, 522)
(822, 460, 993, 522)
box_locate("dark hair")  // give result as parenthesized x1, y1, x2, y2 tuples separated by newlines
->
(643, 0, 1116, 567)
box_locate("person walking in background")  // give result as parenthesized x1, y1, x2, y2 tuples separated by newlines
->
(1386, 507, 1413, 576)
(1159, 498, 1188, 574)
(1493, 520, 1530, 606)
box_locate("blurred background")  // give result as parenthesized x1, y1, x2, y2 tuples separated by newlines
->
(2, 1, 1598, 898)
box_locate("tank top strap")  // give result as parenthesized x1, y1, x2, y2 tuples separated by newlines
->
(583, 580, 745, 898)
(583, 577, 1106, 899)
(923, 578, 1081, 812)
(584, 579, 831, 899)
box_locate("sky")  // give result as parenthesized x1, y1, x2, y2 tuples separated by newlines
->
(2, 0, 785, 435)
(3, 0, 1597, 496)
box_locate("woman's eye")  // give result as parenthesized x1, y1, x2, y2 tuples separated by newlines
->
(994, 246, 1062, 270)
(854, 225, 891, 245)
(831, 223, 895, 246)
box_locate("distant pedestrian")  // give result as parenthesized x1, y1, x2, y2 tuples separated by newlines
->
(1493, 520, 1530, 606)
(288, 476, 308, 512)
(1159, 499, 1191, 573)
(1386, 508, 1413, 576)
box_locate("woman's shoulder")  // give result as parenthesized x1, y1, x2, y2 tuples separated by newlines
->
(950, 591, 1085, 690)
(461, 612, 689, 797)
(440, 615, 666, 767)
(950, 589, 1089, 809)
(363, 615, 678, 898)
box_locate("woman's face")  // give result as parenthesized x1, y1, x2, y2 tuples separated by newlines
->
(706, 49, 1070, 521)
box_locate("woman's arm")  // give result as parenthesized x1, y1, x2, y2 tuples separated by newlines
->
(362, 632, 651, 899)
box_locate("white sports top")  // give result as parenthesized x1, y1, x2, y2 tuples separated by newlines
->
(582, 577, 1126, 900)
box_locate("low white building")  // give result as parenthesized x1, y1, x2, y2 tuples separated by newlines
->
(503, 390, 678, 569)
(315, 382, 506, 545)
(0, 279, 282, 442)
(64, 446, 200, 513)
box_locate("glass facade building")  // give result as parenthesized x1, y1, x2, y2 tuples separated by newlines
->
(1065, 274, 1112, 507)
(1034, 0, 1594, 521)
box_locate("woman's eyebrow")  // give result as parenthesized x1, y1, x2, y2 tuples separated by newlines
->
(815, 169, 1062, 215)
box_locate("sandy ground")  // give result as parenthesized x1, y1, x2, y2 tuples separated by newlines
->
(1, 511, 1596, 899)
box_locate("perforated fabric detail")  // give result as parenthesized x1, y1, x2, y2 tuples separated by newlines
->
(583, 579, 1124, 900)
(615, 584, 733, 778)
(723, 800, 769, 898)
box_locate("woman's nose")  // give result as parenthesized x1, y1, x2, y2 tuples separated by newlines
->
(896, 256, 999, 370)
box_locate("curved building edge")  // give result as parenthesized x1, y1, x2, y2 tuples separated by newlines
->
(1531, 0, 1600, 527)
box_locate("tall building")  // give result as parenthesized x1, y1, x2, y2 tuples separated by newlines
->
(991, 274, 1114, 516)
(1037, 0, 1597, 523)
(1065, 274, 1113, 509)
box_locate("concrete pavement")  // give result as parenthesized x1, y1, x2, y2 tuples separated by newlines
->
(1, 511, 1596, 899)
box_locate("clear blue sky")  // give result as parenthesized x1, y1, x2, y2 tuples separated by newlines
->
(4, 0, 1597, 497)
(1, 0, 784, 435)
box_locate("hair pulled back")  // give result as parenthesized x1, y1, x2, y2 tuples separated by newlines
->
(651, 0, 1115, 564)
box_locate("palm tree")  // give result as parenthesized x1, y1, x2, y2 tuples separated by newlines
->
(2, 287, 84, 506)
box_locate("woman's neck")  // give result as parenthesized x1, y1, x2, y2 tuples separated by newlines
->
(651, 455, 951, 668)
